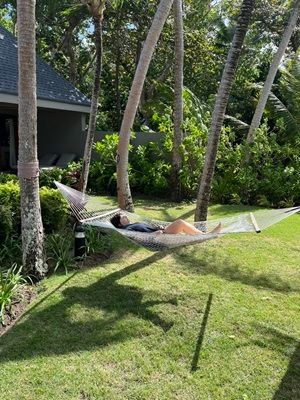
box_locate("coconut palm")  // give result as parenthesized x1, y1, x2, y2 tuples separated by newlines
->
(117, 0, 174, 211)
(171, 0, 184, 202)
(195, 0, 255, 222)
(267, 55, 300, 141)
(247, 0, 300, 144)
(17, 0, 46, 278)
(78, 0, 106, 193)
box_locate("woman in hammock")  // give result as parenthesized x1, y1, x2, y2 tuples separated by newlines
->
(110, 213, 221, 235)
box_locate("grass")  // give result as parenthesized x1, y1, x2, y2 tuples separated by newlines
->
(0, 198, 299, 400)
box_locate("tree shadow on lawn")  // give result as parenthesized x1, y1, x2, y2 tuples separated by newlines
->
(173, 247, 297, 293)
(0, 251, 177, 363)
(250, 324, 300, 400)
(273, 341, 300, 400)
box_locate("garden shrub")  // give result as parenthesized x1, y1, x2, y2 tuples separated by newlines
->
(39, 162, 82, 189)
(0, 181, 21, 234)
(0, 173, 18, 184)
(40, 187, 69, 233)
(39, 167, 65, 189)
(0, 205, 13, 241)
(0, 236, 22, 270)
(89, 133, 121, 194)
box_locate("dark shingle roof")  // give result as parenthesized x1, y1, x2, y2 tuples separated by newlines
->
(0, 25, 91, 108)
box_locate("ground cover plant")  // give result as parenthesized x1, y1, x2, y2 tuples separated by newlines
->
(0, 264, 30, 326)
(0, 198, 299, 400)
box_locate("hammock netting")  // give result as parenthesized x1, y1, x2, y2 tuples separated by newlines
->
(55, 181, 300, 252)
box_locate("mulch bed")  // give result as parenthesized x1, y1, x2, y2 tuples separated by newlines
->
(0, 286, 36, 337)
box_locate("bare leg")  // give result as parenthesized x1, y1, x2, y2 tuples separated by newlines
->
(163, 220, 222, 235)
(163, 219, 203, 235)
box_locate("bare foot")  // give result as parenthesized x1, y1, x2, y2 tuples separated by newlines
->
(208, 222, 222, 235)
(153, 230, 164, 235)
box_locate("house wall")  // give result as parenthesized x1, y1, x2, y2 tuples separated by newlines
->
(37, 108, 87, 158)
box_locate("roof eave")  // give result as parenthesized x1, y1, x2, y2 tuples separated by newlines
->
(0, 92, 91, 113)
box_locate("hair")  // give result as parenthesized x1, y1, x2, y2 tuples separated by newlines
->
(110, 213, 123, 228)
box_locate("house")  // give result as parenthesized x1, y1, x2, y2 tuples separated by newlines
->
(0, 25, 91, 170)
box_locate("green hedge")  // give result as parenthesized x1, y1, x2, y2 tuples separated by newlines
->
(0, 180, 69, 240)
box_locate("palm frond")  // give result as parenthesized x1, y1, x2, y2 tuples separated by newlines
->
(224, 115, 249, 131)
(267, 92, 299, 138)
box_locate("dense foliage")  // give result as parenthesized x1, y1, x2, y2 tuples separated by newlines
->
(0, 180, 69, 243)
(0, 0, 299, 208)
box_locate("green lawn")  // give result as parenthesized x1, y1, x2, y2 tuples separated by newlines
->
(0, 199, 300, 400)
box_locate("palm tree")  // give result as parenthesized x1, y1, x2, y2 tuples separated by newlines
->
(247, 0, 300, 144)
(117, 0, 174, 211)
(195, 0, 255, 222)
(266, 55, 300, 141)
(171, 0, 184, 202)
(78, 0, 105, 193)
(17, 0, 46, 278)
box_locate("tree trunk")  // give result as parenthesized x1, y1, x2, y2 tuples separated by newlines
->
(247, 0, 300, 144)
(78, 16, 103, 193)
(115, 16, 122, 128)
(195, 0, 255, 222)
(171, 0, 184, 202)
(117, 0, 174, 211)
(17, 0, 46, 279)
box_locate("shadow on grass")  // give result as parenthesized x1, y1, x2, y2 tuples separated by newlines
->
(273, 342, 300, 400)
(0, 251, 176, 363)
(173, 248, 297, 293)
(191, 293, 213, 372)
(251, 324, 300, 400)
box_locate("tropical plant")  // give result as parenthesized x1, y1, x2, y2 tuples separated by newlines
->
(266, 55, 300, 141)
(0, 236, 22, 270)
(85, 225, 111, 255)
(0, 264, 27, 323)
(247, 0, 300, 144)
(171, 0, 184, 201)
(195, 0, 255, 221)
(46, 233, 75, 274)
(117, 0, 175, 212)
(79, 0, 105, 193)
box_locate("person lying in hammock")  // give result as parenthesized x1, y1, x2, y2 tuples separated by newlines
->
(110, 213, 221, 235)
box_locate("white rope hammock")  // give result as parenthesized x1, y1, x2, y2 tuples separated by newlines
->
(55, 181, 300, 251)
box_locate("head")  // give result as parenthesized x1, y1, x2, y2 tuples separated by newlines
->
(110, 212, 130, 228)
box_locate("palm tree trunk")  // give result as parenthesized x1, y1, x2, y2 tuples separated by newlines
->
(171, 0, 184, 202)
(117, 0, 174, 211)
(195, 0, 255, 222)
(17, 0, 46, 279)
(247, 0, 300, 144)
(79, 16, 103, 193)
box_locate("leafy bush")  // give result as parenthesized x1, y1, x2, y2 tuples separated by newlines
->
(0, 236, 22, 270)
(40, 187, 69, 233)
(89, 133, 121, 194)
(0, 173, 18, 184)
(0, 181, 21, 235)
(39, 162, 82, 189)
(130, 142, 171, 196)
(0, 205, 13, 241)
(0, 264, 27, 323)
(0, 181, 69, 239)
(39, 167, 65, 189)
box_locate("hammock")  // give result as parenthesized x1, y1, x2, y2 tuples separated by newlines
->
(55, 181, 300, 252)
